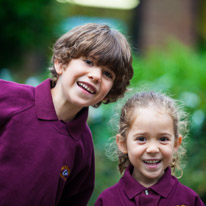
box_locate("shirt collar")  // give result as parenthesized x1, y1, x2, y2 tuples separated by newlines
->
(123, 165, 175, 199)
(65, 107, 89, 141)
(151, 167, 176, 198)
(35, 79, 89, 140)
(35, 79, 57, 120)
(123, 165, 145, 199)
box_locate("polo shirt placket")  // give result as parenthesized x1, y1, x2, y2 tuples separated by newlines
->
(124, 166, 174, 205)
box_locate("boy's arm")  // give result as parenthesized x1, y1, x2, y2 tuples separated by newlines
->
(94, 197, 103, 206)
(0, 79, 16, 124)
(59, 185, 94, 206)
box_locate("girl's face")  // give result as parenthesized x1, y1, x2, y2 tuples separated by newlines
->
(117, 107, 181, 187)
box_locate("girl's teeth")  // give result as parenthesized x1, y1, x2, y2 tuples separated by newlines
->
(144, 160, 160, 164)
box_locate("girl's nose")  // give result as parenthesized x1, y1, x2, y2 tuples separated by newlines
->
(146, 142, 159, 154)
(88, 67, 102, 83)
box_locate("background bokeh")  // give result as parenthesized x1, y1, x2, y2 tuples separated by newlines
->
(0, 0, 206, 205)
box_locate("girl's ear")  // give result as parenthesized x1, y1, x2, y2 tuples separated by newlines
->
(174, 135, 182, 151)
(54, 59, 64, 75)
(116, 134, 128, 154)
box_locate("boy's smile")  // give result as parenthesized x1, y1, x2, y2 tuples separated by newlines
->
(51, 57, 115, 121)
(77, 81, 96, 94)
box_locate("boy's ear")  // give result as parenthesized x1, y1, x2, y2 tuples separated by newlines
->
(174, 135, 182, 151)
(54, 59, 64, 75)
(116, 134, 128, 154)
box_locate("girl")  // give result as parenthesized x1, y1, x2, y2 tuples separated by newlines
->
(95, 91, 205, 206)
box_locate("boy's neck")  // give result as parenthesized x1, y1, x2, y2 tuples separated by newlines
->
(51, 87, 82, 122)
(54, 103, 80, 122)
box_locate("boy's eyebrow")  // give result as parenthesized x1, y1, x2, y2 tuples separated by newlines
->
(84, 55, 97, 60)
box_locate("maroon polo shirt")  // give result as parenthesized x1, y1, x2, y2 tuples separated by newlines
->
(0, 79, 95, 206)
(95, 165, 205, 206)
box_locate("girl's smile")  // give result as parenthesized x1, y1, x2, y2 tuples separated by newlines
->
(143, 159, 162, 169)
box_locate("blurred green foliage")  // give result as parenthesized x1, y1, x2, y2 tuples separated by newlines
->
(0, 0, 64, 75)
(88, 41, 206, 205)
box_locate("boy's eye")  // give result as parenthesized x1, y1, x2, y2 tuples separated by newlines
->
(103, 70, 113, 79)
(84, 59, 93, 66)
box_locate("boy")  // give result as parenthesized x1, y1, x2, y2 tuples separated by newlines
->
(0, 23, 133, 206)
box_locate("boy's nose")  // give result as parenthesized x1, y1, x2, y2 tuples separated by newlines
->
(146, 142, 159, 154)
(88, 67, 102, 83)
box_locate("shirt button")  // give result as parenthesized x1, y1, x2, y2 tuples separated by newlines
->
(145, 190, 149, 195)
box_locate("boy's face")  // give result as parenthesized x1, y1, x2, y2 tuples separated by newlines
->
(54, 57, 115, 109)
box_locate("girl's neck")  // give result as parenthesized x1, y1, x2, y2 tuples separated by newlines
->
(132, 170, 163, 188)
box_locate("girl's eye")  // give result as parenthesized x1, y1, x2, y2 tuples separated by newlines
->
(159, 137, 169, 142)
(137, 137, 146, 142)
(84, 59, 93, 66)
(103, 70, 113, 79)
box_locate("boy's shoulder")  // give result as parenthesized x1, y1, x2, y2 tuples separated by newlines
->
(0, 79, 35, 119)
(0, 79, 34, 94)
(0, 79, 35, 99)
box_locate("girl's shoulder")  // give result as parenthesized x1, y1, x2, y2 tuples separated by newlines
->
(174, 179, 205, 205)
(95, 179, 124, 206)
(99, 181, 121, 198)
(177, 180, 200, 196)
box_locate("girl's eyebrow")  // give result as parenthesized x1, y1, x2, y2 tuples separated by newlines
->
(158, 132, 173, 136)
(132, 132, 148, 136)
(132, 132, 173, 137)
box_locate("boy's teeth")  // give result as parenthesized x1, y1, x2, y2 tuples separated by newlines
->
(78, 82, 95, 94)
